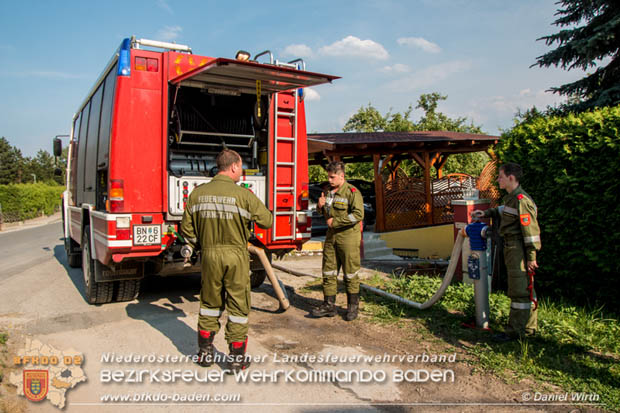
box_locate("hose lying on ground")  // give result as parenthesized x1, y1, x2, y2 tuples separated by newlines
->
(272, 231, 465, 310)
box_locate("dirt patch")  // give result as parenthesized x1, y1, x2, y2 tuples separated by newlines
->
(250, 255, 593, 412)
(0, 328, 26, 413)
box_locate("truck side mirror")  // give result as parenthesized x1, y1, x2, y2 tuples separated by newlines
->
(53, 138, 62, 157)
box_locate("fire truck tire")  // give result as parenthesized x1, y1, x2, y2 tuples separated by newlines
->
(82, 226, 114, 305)
(115, 280, 141, 302)
(250, 270, 267, 289)
(65, 237, 82, 268)
(63, 213, 82, 268)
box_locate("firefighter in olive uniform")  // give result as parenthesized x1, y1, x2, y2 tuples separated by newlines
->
(181, 149, 272, 371)
(311, 161, 364, 321)
(473, 162, 541, 341)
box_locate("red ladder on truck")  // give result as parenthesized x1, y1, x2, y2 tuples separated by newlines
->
(272, 88, 299, 241)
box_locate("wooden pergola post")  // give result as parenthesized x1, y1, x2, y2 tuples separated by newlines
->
(373, 154, 385, 232)
(436, 153, 449, 179)
(424, 151, 432, 225)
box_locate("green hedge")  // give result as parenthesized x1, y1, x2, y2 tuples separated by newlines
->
(0, 183, 64, 222)
(498, 105, 620, 312)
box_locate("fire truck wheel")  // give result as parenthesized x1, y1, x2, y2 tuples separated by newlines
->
(115, 279, 141, 302)
(65, 236, 82, 268)
(63, 214, 82, 268)
(82, 226, 114, 304)
(250, 270, 267, 289)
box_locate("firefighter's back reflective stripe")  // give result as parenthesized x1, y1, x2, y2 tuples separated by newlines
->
(189, 201, 251, 219)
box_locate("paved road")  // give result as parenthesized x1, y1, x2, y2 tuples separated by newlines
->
(0, 221, 392, 413)
(0, 219, 63, 282)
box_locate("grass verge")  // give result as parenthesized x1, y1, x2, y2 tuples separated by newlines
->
(319, 273, 619, 411)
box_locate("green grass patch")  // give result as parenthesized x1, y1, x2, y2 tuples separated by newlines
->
(0, 332, 7, 346)
(357, 273, 620, 411)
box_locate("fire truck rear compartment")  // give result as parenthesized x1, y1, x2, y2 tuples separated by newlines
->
(167, 86, 267, 177)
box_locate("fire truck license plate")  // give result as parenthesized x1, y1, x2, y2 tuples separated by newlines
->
(133, 225, 161, 246)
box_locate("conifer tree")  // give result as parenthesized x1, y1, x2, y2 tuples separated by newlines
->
(533, 0, 620, 111)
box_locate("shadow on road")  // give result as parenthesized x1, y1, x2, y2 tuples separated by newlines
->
(53, 244, 88, 303)
(126, 274, 201, 357)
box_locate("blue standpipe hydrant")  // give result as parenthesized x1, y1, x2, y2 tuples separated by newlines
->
(465, 219, 490, 329)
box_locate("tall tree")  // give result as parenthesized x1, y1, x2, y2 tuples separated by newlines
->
(533, 0, 620, 111)
(29, 150, 56, 183)
(0, 137, 26, 184)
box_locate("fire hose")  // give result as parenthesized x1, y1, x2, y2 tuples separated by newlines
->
(271, 231, 466, 310)
(247, 245, 290, 312)
(180, 243, 291, 312)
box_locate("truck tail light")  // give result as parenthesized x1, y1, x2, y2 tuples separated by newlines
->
(117, 229, 130, 240)
(109, 179, 125, 212)
(300, 183, 309, 210)
(115, 216, 131, 240)
(135, 57, 147, 71)
(296, 212, 308, 225)
(135, 57, 159, 72)
(147, 58, 158, 72)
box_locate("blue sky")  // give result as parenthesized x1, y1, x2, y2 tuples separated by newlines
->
(0, 0, 585, 157)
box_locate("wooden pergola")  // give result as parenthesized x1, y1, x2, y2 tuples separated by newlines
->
(308, 131, 500, 232)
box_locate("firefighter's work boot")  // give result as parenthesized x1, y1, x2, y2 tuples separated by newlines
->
(310, 295, 337, 318)
(228, 338, 251, 373)
(345, 292, 359, 321)
(197, 330, 216, 367)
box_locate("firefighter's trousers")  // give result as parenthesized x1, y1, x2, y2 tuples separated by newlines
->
(503, 237, 538, 337)
(198, 246, 250, 343)
(322, 228, 361, 296)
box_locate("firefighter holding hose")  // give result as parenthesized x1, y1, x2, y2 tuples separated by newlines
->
(473, 162, 541, 342)
(181, 149, 273, 371)
(311, 161, 364, 321)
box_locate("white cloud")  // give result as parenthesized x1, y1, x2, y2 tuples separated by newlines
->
(490, 89, 561, 114)
(381, 63, 411, 73)
(157, 0, 173, 14)
(397, 37, 441, 54)
(319, 36, 389, 60)
(157, 25, 182, 41)
(466, 89, 567, 130)
(303, 88, 320, 101)
(282, 44, 313, 58)
(385, 60, 472, 91)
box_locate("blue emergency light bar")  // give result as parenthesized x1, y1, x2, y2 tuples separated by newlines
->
(118, 38, 131, 77)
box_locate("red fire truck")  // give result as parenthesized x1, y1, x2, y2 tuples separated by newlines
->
(55, 37, 338, 304)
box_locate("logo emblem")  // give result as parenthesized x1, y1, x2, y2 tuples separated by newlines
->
(23, 370, 48, 402)
(520, 214, 531, 226)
